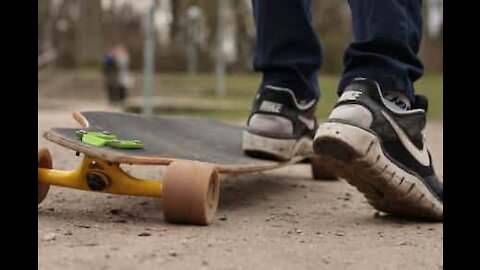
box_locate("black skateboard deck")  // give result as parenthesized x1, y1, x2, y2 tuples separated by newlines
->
(44, 111, 304, 172)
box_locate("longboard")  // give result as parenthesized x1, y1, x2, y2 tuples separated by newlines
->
(45, 111, 304, 173)
(38, 111, 336, 225)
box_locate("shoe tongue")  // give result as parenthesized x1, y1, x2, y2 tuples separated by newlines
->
(384, 93, 411, 110)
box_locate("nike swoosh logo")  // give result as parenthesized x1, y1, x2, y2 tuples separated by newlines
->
(297, 115, 316, 130)
(381, 111, 430, 167)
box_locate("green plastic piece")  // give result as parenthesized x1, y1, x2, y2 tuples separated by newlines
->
(88, 131, 117, 140)
(108, 140, 144, 149)
(81, 134, 111, 146)
(75, 130, 143, 149)
(75, 130, 117, 140)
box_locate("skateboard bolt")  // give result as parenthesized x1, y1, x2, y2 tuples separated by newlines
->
(88, 161, 103, 170)
(134, 140, 141, 144)
(86, 172, 110, 191)
(102, 131, 111, 135)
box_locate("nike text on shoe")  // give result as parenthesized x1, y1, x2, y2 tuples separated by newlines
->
(313, 78, 443, 221)
(243, 85, 318, 161)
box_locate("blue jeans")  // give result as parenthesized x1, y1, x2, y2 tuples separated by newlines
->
(253, 0, 424, 101)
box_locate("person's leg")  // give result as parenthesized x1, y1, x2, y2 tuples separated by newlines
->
(119, 86, 127, 103)
(106, 83, 116, 104)
(243, 0, 323, 161)
(339, 0, 423, 100)
(252, 0, 322, 101)
(314, 0, 443, 221)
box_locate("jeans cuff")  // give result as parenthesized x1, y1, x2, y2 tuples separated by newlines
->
(261, 70, 320, 100)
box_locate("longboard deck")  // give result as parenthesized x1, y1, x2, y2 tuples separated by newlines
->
(44, 111, 303, 173)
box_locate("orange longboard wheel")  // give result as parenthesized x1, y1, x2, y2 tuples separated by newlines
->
(310, 155, 338, 181)
(38, 148, 53, 205)
(163, 160, 220, 225)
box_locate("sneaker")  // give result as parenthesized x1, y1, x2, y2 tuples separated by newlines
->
(313, 78, 443, 221)
(243, 85, 318, 161)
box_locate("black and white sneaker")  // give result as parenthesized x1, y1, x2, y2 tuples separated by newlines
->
(313, 78, 443, 221)
(243, 85, 318, 161)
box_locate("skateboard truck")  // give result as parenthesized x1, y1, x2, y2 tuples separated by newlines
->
(38, 155, 163, 197)
(38, 148, 220, 225)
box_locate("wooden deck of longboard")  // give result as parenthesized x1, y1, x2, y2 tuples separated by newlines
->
(44, 111, 303, 173)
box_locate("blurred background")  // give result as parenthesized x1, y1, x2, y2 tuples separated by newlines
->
(38, 0, 443, 122)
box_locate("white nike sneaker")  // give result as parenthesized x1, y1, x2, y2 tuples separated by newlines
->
(242, 84, 337, 180)
(243, 85, 319, 161)
(313, 78, 443, 221)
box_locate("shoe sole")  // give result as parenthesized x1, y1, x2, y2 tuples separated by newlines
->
(242, 130, 313, 161)
(313, 122, 443, 221)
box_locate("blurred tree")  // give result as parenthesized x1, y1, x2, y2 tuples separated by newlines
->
(313, 0, 352, 74)
(232, 0, 255, 71)
(419, 0, 443, 72)
(52, 0, 76, 67)
(38, 1, 52, 53)
(75, 0, 103, 66)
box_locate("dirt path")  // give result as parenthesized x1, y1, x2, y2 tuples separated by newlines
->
(38, 108, 443, 270)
